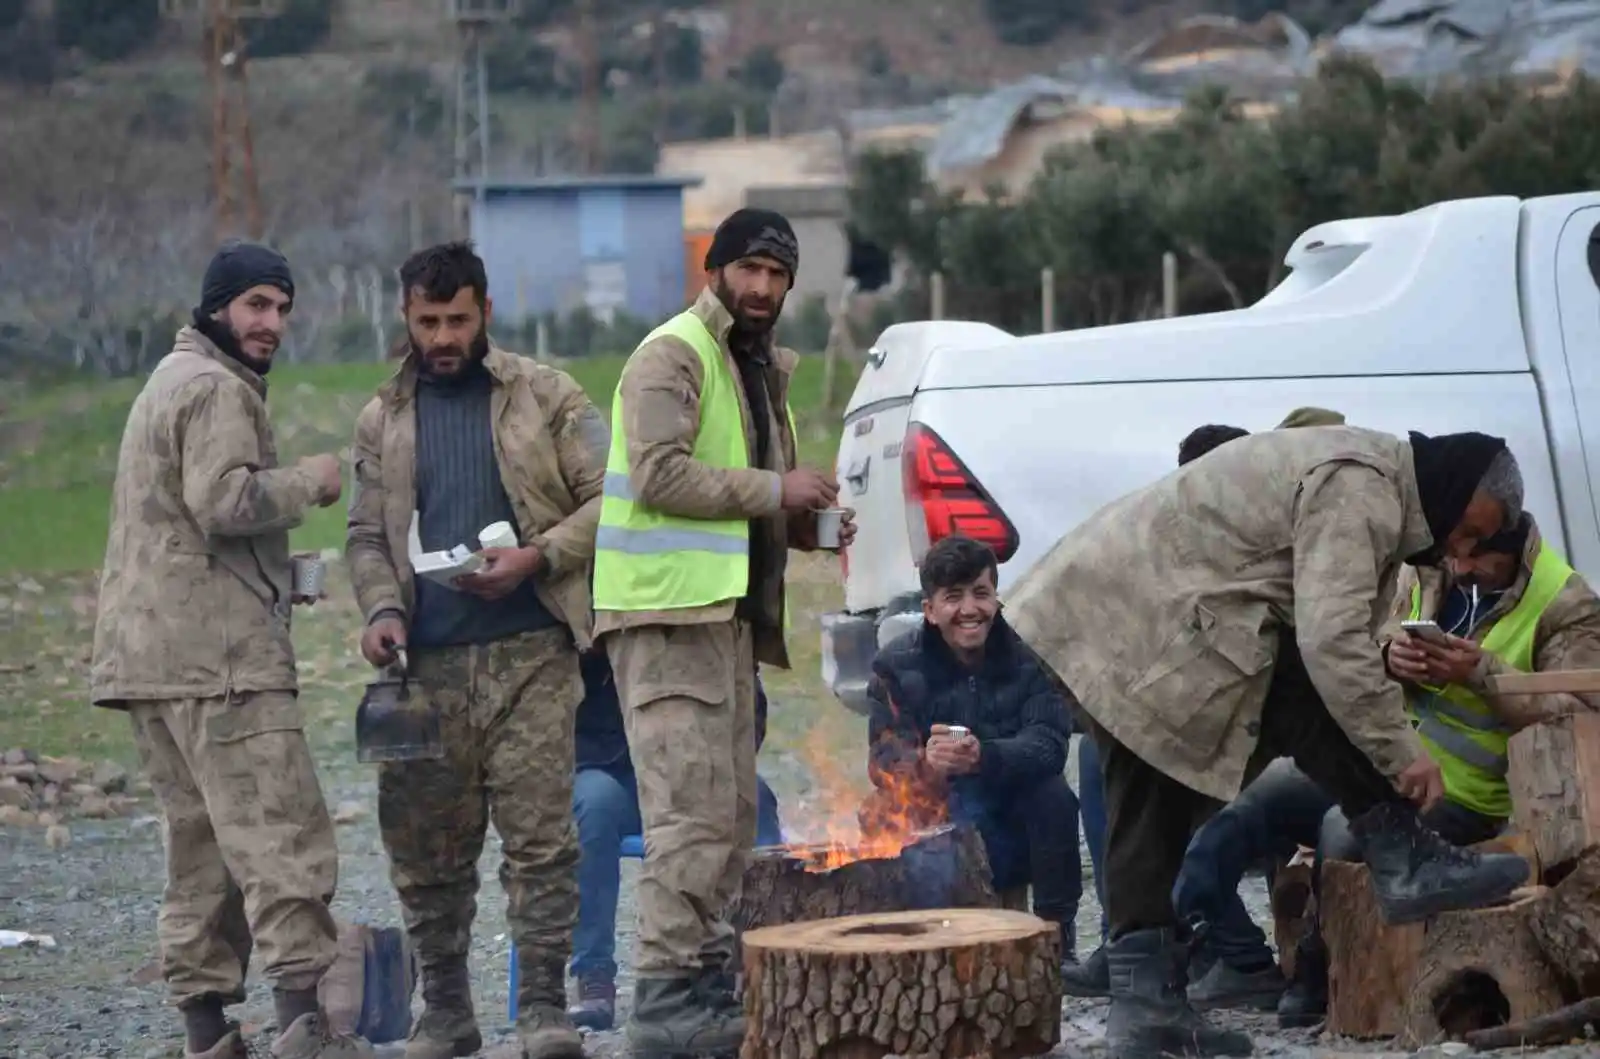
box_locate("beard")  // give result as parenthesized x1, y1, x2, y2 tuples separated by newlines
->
(713, 275, 784, 336)
(411, 324, 490, 379)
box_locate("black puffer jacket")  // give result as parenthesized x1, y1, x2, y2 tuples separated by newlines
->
(866, 614, 1074, 792)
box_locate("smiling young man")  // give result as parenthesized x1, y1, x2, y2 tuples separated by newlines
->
(344, 241, 608, 1059)
(91, 242, 357, 1059)
(864, 535, 1081, 966)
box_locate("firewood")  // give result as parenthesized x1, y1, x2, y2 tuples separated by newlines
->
(739, 908, 1061, 1059)
(1508, 713, 1600, 873)
(1270, 861, 1314, 980)
(732, 822, 999, 938)
(1322, 859, 1563, 1043)
(1463, 996, 1600, 1050)
(1526, 849, 1600, 997)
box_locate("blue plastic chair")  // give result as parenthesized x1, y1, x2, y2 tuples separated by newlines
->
(508, 834, 646, 1022)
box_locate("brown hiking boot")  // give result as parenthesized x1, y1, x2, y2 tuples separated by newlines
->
(517, 1003, 585, 1059)
(271, 1012, 377, 1059)
(186, 1024, 247, 1059)
(405, 960, 482, 1059)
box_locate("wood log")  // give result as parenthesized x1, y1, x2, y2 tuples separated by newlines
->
(1526, 849, 1600, 996)
(1508, 713, 1600, 873)
(1322, 860, 1564, 1043)
(1269, 861, 1314, 980)
(1464, 996, 1600, 1051)
(732, 823, 999, 938)
(739, 908, 1061, 1059)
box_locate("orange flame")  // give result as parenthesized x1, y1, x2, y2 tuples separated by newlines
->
(782, 717, 948, 872)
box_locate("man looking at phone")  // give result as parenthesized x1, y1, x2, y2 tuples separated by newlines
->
(864, 535, 1081, 969)
(1005, 424, 1534, 1059)
(1269, 507, 1600, 1026)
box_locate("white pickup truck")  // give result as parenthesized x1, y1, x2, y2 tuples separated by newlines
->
(820, 192, 1600, 714)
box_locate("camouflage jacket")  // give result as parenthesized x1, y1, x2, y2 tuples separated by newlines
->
(593, 286, 814, 669)
(90, 327, 324, 705)
(1379, 515, 1600, 730)
(345, 345, 606, 648)
(1006, 425, 1433, 802)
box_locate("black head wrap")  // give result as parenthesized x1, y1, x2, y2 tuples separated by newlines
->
(704, 208, 799, 277)
(1406, 430, 1508, 564)
(199, 240, 294, 314)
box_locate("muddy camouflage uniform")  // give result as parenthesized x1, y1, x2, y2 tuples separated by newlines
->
(345, 345, 604, 1058)
(596, 286, 818, 1051)
(90, 326, 341, 1016)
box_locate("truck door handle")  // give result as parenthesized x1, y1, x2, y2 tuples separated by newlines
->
(844, 456, 870, 495)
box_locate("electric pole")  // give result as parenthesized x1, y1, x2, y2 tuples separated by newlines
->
(576, 0, 600, 174)
(161, 0, 281, 243)
(449, 0, 518, 238)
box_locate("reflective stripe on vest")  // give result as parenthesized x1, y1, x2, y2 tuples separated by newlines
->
(592, 310, 751, 612)
(1405, 544, 1574, 817)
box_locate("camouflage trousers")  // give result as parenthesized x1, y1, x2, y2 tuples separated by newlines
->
(605, 619, 757, 976)
(377, 626, 581, 1009)
(128, 691, 340, 1008)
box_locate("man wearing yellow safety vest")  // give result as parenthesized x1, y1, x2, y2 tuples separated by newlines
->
(592, 208, 855, 1059)
(1274, 508, 1600, 1027)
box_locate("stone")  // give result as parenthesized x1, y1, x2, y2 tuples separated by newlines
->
(0, 805, 37, 827)
(0, 777, 32, 809)
(76, 794, 114, 819)
(2, 747, 30, 766)
(91, 760, 128, 794)
(332, 800, 367, 825)
(36, 757, 82, 786)
(45, 823, 70, 849)
(0, 762, 40, 784)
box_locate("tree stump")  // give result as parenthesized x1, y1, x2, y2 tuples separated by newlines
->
(740, 908, 1062, 1059)
(1508, 713, 1600, 873)
(1322, 856, 1564, 1043)
(1527, 849, 1600, 996)
(1269, 860, 1314, 980)
(732, 823, 999, 937)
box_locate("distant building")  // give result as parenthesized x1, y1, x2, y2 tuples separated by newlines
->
(456, 174, 702, 324)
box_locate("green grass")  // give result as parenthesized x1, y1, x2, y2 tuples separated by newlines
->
(0, 351, 860, 775)
(0, 353, 851, 574)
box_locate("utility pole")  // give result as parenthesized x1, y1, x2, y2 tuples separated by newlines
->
(161, 0, 281, 242)
(449, 0, 518, 238)
(575, 0, 600, 174)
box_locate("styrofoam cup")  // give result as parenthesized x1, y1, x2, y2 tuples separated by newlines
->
(479, 521, 518, 550)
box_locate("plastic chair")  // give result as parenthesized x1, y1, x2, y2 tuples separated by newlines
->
(508, 834, 646, 1022)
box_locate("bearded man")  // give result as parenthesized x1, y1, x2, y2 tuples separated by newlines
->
(591, 208, 854, 1058)
(91, 242, 359, 1059)
(344, 241, 608, 1059)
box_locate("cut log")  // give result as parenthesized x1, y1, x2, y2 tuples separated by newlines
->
(1464, 996, 1600, 1051)
(1322, 859, 1564, 1044)
(732, 823, 999, 938)
(1269, 861, 1314, 980)
(739, 907, 1061, 1059)
(1508, 713, 1600, 874)
(1526, 849, 1600, 996)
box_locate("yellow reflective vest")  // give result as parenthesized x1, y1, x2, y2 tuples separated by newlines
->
(1405, 544, 1574, 818)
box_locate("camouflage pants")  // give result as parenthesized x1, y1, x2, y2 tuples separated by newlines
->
(377, 626, 581, 1009)
(606, 619, 757, 976)
(128, 691, 339, 1008)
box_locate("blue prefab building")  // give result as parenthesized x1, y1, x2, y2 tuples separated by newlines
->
(456, 174, 703, 325)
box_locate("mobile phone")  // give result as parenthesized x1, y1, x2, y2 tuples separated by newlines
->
(1401, 619, 1451, 646)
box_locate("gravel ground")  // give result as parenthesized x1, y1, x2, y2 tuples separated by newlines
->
(1, 748, 1591, 1059)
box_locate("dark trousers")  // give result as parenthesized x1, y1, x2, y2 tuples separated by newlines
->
(948, 772, 1084, 922)
(1086, 632, 1405, 939)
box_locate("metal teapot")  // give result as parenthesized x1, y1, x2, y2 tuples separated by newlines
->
(355, 647, 444, 764)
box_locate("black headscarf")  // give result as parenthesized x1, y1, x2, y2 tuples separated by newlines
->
(1406, 430, 1508, 565)
(704, 208, 799, 277)
(199, 240, 294, 314)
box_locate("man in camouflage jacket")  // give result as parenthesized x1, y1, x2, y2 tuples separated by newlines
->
(1006, 423, 1533, 1059)
(90, 243, 364, 1059)
(344, 242, 605, 1059)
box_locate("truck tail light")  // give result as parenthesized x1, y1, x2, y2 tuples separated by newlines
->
(902, 422, 1019, 564)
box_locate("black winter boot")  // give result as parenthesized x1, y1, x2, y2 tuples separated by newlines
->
(1276, 933, 1328, 1029)
(627, 976, 745, 1059)
(1105, 928, 1254, 1059)
(1056, 917, 1078, 972)
(1350, 802, 1528, 924)
(1063, 942, 1110, 998)
(405, 959, 481, 1059)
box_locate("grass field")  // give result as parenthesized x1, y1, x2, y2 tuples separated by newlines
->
(0, 352, 867, 804)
